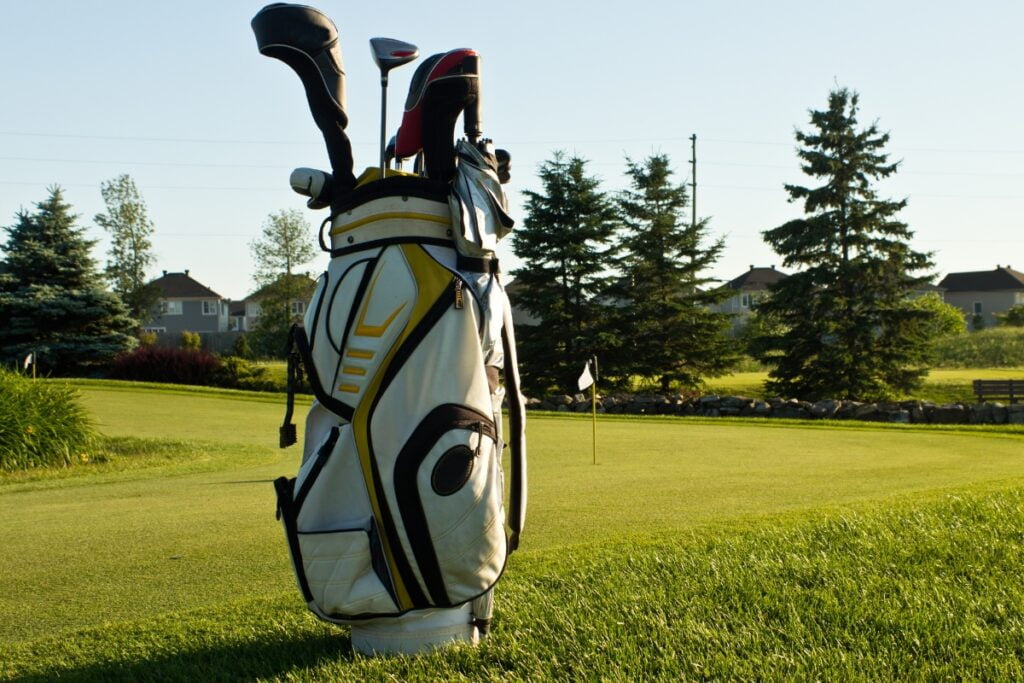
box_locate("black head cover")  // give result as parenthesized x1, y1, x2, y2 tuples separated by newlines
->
(393, 49, 481, 185)
(252, 4, 356, 196)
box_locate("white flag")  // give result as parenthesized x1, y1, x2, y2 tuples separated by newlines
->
(23, 352, 34, 369)
(577, 361, 594, 391)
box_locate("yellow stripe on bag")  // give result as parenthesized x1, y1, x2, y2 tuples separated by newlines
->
(350, 244, 453, 609)
(329, 211, 449, 236)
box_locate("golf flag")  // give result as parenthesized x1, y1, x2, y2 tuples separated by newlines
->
(23, 352, 34, 369)
(577, 360, 594, 391)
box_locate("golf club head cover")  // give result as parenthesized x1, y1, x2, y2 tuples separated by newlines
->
(393, 48, 480, 184)
(251, 4, 357, 197)
(290, 167, 334, 209)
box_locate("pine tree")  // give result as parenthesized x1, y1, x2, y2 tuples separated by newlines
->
(611, 154, 735, 391)
(94, 174, 159, 324)
(756, 88, 934, 401)
(0, 186, 137, 374)
(510, 153, 619, 394)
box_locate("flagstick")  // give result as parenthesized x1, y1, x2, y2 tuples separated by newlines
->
(591, 379, 597, 465)
(591, 355, 598, 465)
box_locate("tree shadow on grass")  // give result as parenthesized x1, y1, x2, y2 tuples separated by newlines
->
(16, 630, 357, 682)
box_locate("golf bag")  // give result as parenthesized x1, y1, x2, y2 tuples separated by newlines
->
(252, 3, 526, 653)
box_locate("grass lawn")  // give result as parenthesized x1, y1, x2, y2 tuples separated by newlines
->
(706, 366, 1024, 403)
(2, 382, 1024, 679)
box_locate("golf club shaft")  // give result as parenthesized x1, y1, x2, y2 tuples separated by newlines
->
(380, 75, 388, 179)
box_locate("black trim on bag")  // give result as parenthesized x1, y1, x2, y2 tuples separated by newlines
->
(393, 404, 497, 606)
(331, 175, 449, 214)
(330, 236, 453, 259)
(290, 325, 355, 422)
(274, 476, 315, 604)
(323, 258, 375, 354)
(292, 426, 341, 513)
(456, 254, 499, 273)
(327, 254, 380, 391)
(307, 271, 329, 349)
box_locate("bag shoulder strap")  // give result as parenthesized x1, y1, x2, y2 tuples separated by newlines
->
(499, 292, 527, 552)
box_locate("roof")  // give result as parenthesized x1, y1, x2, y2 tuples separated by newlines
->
(724, 266, 788, 291)
(938, 266, 1024, 292)
(150, 271, 223, 299)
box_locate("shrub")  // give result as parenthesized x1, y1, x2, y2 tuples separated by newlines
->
(996, 304, 1024, 327)
(214, 356, 278, 392)
(229, 334, 255, 360)
(109, 346, 222, 386)
(138, 330, 158, 347)
(932, 327, 1024, 367)
(0, 368, 97, 471)
(180, 330, 202, 351)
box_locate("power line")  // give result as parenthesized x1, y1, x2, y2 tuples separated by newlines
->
(4, 128, 1024, 155)
(0, 180, 291, 192)
(0, 155, 288, 169)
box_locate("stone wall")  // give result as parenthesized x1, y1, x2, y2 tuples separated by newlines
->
(527, 393, 1024, 425)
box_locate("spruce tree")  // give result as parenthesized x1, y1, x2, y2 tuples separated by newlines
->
(611, 154, 734, 391)
(0, 186, 137, 374)
(510, 153, 619, 394)
(755, 88, 934, 400)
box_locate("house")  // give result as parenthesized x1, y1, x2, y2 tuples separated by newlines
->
(230, 274, 318, 332)
(713, 265, 789, 334)
(503, 278, 541, 328)
(145, 270, 229, 334)
(938, 265, 1024, 329)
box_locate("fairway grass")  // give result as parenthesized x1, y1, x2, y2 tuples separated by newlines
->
(3, 383, 1024, 679)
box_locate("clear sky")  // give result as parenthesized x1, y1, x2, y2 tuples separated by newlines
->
(1, 0, 1021, 299)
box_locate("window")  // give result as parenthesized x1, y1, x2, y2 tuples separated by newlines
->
(142, 326, 166, 333)
(291, 301, 306, 315)
(740, 294, 751, 308)
(1016, 292, 1024, 305)
(202, 300, 219, 316)
(973, 302, 983, 315)
(159, 300, 182, 315)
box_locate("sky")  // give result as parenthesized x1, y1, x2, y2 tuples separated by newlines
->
(1, 0, 1021, 300)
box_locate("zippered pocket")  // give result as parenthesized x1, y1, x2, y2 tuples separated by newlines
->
(389, 404, 507, 607)
(297, 519, 398, 616)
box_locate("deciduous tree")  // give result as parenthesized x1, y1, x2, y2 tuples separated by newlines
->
(94, 174, 159, 324)
(249, 209, 317, 357)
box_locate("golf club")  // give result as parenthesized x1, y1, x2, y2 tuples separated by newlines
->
(251, 4, 357, 202)
(369, 37, 419, 179)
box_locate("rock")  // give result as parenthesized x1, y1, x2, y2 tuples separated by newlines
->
(721, 396, 750, 410)
(1008, 405, 1024, 425)
(810, 399, 840, 419)
(932, 403, 968, 424)
(752, 400, 772, 416)
(887, 410, 911, 424)
(853, 404, 884, 421)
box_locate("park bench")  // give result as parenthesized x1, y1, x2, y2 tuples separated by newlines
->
(973, 379, 1023, 404)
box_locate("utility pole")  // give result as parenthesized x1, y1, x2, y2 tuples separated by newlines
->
(689, 134, 697, 229)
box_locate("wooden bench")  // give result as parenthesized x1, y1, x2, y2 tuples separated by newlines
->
(973, 379, 1023, 404)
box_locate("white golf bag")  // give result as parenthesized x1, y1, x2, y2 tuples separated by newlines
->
(273, 153, 526, 654)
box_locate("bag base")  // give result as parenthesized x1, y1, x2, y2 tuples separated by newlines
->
(351, 605, 478, 656)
